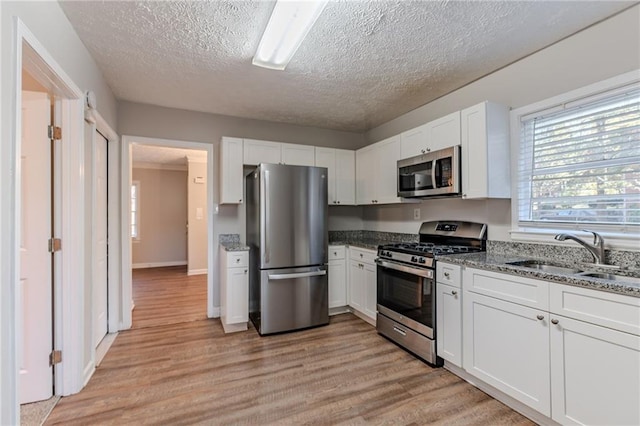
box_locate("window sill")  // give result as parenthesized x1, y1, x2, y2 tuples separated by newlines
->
(510, 228, 640, 251)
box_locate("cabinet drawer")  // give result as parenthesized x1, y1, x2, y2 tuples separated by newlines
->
(437, 262, 461, 287)
(550, 284, 640, 336)
(329, 245, 345, 260)
(349, 247, 376, 264)
(226, 251, 248, 268)
(463, 267, 549, 310)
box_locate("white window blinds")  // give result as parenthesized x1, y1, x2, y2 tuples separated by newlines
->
(518, 84, 640, 229)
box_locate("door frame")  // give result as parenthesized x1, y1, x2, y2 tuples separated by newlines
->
(2, 18, 86, 424)
(85, 108, 120, 341)
(120, 135, 215, 329)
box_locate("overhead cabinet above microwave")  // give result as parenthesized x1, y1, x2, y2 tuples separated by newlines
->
(400, 111, 461, 159)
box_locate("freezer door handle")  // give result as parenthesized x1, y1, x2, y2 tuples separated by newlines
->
(268, 270, 327, 280)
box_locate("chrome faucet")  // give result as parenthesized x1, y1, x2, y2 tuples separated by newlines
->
(554, 230, 606, 264)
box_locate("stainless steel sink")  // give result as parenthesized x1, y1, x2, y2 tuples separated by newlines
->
(578, 272, 640, 285)
(506, 260, 583, 275)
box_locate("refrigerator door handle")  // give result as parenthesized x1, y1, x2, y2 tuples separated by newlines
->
(268, 270, 327, 280)
(264, 169, 270, 264)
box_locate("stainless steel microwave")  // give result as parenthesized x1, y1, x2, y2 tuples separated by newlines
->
(397, 146, 461, 198)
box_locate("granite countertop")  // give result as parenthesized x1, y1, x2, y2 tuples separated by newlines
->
(329, 239, 384, 251)
(440, 252, 640, 298)
(219, 241, 249, 252)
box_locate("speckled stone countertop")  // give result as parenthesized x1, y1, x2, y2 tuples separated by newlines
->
(440, 252, 640, 298)
(329, 230, 417, 251)
(219, 234, 249, 252)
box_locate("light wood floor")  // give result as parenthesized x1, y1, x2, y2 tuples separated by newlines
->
(46, 312, 534, 425)
(131, 266, 207, 329)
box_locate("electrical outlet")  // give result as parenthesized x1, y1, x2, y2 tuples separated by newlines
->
(413, 208, 421, 220)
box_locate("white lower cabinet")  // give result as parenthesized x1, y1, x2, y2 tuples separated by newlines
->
(219, 249, 249, 333)
(347, 247, 377, 324)
(328, 245, 347, 309)
(436, 262, 463, 367)
(463, 290, 551, 415)
(460, 267, 640, 425)
(550, 314, 640, 425)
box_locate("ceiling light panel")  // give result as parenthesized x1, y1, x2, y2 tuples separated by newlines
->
(253, 0, 329, 70)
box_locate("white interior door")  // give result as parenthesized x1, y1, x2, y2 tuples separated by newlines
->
(19, 91, 53, 404)
(94, 130, 108, 347)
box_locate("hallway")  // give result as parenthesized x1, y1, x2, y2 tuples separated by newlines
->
(131, 266, 207, 329)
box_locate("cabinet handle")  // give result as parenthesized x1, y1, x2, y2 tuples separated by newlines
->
(393, 327, 407, 336)
(551, 318, 559, 325)
(451, 290, 457, 295)
(337, 201, 340, 204)
(421, 149, 425, 154)
(536, 315, 544, 321)
(244, 270, 247, 274)
(236, 258, 240, 263)
(334, 252, 337, 256)
(462, 194, 467, 198)
(239, 199, 242, 203)
(360, 253, 363, 257)
(444, 272, 450, 278)
(426, 147, 431, 152)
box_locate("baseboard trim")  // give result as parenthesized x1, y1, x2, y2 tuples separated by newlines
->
(132, 261, 187, 269)
(210, 306, 221, 318)
(443, 362, 559, 426)
(187, 268, 207, 276)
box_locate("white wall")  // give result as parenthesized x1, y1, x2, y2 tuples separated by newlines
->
(361, 5, 640, 241)
(132, 167, 188, 267)
(1, 3, 119, 423)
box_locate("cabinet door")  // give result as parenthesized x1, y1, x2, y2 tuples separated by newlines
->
(220, 137, 244, 204)
(550, 315, 640, 426)
(436, 282, 462, 367)
(374, 135, 401, 204)
(400, 123, 430, 159)
(226, 267, 249, 324)
(243, 139, 281, 165)
(334, 149, 355, 205)
(363, 261, 377, 321)
(461, 102, 510, 199)
(426, 110, 461, 151)
(281, 143, 315, 166)
(328, 259, 347, 308)
(356, 145, 375, 205)
(315, 147, 336, 204)
(348, 259, 364, 311)
(463, 291, 551, 415)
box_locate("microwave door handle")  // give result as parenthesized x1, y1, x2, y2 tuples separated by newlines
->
(431, 159, 437, 189)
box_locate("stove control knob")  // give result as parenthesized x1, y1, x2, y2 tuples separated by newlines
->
(411, 256, 418, 263)
(419, 258, 426, 264)
(387, 252, 392, 258)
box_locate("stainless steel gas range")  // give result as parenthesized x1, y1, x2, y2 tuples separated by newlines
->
(376, 221, 487, 366)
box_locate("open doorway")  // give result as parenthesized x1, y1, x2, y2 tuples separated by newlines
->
(121, 137, 214, 330)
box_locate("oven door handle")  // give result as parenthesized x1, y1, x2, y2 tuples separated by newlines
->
(375, 259, 434, 279)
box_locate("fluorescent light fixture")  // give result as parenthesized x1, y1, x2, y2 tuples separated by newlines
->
(253, 0, 329, 70)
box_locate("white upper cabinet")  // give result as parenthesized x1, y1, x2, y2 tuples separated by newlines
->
(356, 135, 401, 205)
(243, 139, 281, 165)
(220, 137, 244, 204)
(461, 101, 510, 199)
(281, 143, 315, 166)
(315, 147, 355, 205)
(400, 111, 461, 159)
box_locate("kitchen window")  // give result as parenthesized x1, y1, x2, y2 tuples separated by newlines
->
(511, 71, 640, 246)
(131, 181, 140, 240)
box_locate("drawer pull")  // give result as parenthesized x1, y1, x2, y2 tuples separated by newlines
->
(444, 272, 450, 278)
(334, 252, 337, 256)
(551, 318, 559, 325)
(451, 290, 457, 296)
(393, 327, 407, 336)
(537, 314, 544, 321)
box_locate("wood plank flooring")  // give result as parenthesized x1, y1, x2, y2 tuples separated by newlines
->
(131, 266, 207, 329)
(46, 313, 534, 425)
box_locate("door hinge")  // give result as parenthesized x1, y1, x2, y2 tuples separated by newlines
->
(49, 350, 62, 366)
(48, 125, 62, 140)
(48, 238, 62, 253)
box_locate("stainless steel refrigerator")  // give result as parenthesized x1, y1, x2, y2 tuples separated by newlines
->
(246, 163, 329, 335)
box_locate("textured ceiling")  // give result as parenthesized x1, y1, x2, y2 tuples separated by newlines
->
(59, 1, 634, 132)
(132, 143, 206, 165)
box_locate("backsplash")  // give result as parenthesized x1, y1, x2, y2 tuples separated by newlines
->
(329, 230, 418, 244)
(218, 233, 240, 244)
(488, 241, 640, 269)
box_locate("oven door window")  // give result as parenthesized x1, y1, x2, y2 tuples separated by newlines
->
(377, 266, 434, 329)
